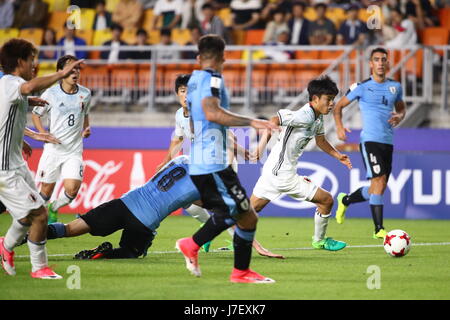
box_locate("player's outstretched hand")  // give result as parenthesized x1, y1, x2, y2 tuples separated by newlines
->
(28, 97, 49, 107)
(337, 127, 351, 141)
(388, 112, 404, 127)
(33, 132, 61, 144)
(253, 239, 285, 259)
(60, 59, 85, 78)
(250, 118, 280, 132)
(338, 153, 352, 170)
(82, 126, 91, 138)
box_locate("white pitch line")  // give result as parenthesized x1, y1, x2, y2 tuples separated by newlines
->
(15, 241, 450, 258)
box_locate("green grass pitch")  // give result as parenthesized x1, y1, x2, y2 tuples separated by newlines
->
(1, 213, 449, 300)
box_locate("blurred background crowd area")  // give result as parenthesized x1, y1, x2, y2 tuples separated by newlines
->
(0, 0, 449, 62)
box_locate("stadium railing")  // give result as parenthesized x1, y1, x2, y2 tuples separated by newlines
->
(35, 44, 448, 113)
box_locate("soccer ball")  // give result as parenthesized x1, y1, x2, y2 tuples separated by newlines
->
(383, 230, 412, 257)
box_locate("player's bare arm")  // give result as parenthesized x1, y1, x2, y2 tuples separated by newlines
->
(202, 96, 279, 131)
(24, 128, 61, 144)
(156, 136, 184, 172)
(252, 115, 279, 160)
(388, 100, 407, 127)
(31, 112, 47, 134)
(82, 115, 91, 138)
(20, 59, 84, 95)
(227, 130, 250, 160)
(333, 96, 352, 141)
(28, 96, 49, 107)
(315, 134, 352, 170)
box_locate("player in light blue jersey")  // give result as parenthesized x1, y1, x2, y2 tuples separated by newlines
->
(333, 47, 406, 239)
(36, 156, 202, 259)
(176, 35, 279, 284)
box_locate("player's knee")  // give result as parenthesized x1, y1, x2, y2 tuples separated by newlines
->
(29, 207, 48, 225)
(65, 187, 80, 199)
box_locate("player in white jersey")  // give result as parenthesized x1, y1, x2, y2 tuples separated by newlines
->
(251, 76, 352, 251)
(156, 74, 283, 258)
(0, 38, 83, 279)
(32, 55, 92, 224)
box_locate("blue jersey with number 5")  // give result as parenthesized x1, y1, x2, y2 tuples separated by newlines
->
(120, 156, 201, 231)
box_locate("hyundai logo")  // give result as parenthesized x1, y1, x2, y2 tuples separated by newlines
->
(272, 161, 339, 210)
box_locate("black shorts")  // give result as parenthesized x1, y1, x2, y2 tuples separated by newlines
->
(190, 166, 250, 217)
(360, 141, 393, 179)
(80, 199, 155, 257)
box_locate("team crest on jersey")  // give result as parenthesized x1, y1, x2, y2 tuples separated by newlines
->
(389, 86, 397, 94)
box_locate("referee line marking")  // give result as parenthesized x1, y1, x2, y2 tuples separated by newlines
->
(15, 241, 450, 258)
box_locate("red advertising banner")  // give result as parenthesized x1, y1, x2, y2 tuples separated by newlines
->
(26, 149, 182, 215)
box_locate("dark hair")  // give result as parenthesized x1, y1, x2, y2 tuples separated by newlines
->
(370, 47, 388, 59)
(96, 0, 106, 5)
(43, 28, 57, 45)
(136, 28, 148, 37)
(160, 28, 172, 37)
(111, 23, 124, 33)
(201, 3, 214, 10)
(0, 38, 37, 74)
(175, 74, 191, 93)
(292, 1, 307, 10)
(315, 3, 327, 10)
(56, 54, 78, 71)
(307, 76, 339, 101)
(198, 34, 225, 60)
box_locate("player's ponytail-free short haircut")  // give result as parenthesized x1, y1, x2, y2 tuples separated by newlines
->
(307, 76, 339, 101)
(198, 34, 225, 61)
(56, 55, 78, 71)
(0, 38, 37, 74)
(175, 74, 191, 93)
(370, 47, 388, 59)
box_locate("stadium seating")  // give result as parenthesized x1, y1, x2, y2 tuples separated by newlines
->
(44, 0, 70, 12)
(47, 11, 69, 31)
(93, 29, 113, 45)
(106, 0, 120, 13)
(421, 27, 450, 56)
(121, 28, 137, 45)
(244, 29, 265, 45)
(37, 61, 57, 77)
(172, 29, 192, 45)
(438, 8, 450, 29)
(0, 28, 19, 46)
(18, 28, 44, 46)
(80, 9, 96, 30)
(218, 8, 232, 28)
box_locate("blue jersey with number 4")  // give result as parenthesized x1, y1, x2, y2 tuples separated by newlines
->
(346, 77, 403, 145)
(187, 69, 230, 175)
(120, 156, 201, 231)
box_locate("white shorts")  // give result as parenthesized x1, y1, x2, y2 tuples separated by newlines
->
(36, 151, 84, 183)
(0, 165, 44, 220)
(253, 172, 319, 202)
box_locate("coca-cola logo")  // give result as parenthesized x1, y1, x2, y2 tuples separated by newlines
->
(35, 159, 123, 212)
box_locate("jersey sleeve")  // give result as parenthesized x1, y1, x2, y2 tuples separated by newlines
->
(395, 84, 403, 103)
(345, 82, 363, 102)
(32, 90, 51, 116)
(7, 76, 26, 103)
(174, 112, 184, 138)
(279, 108, 313, 128)
(200, 73, 222, 100)
(84, 91, 92, 115)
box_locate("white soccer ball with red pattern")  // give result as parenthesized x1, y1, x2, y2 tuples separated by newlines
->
(383, 229, 411, 257)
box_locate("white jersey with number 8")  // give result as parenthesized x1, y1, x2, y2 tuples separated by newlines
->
(33, 83, 91, 156)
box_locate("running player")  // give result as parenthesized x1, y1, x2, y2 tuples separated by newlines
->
(0, 38, 83, 279)
(176, 35, 279, 284)
(251, 76, 351, 251)
(32, 55, 92, 223)
(32, 156, 200, 259)
(157, 74, 283, 258)
(333, 47, 406, 239)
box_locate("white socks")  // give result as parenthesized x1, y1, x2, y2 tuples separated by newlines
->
(313, 210, 331, 243)
(4, 220, 30, 252)
(27, 240, 48, 273)
(185, 204, 211, 224)
(52, 192, 74, 211)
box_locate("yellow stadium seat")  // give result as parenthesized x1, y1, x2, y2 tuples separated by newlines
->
(47, 11, 69, 30)
(76, 29, 93, 45)
(148, 30, 160, 44)
(106, 0, 120, 13)
(93, 29, 112, 45)
(217, 8, 232, 27)
(54, 0, 70, 11)
(304, 7, 317, 21)
(19, 28, 44, 46)
(122, 28, 137, 44)
(0, 28, 20, 46)
(37, 62, 57, 77)
(172, 29, 191, 45)
(80, 9, 96, 30)
(142, 9, 154, 30)
(326, 7, 345, 28)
